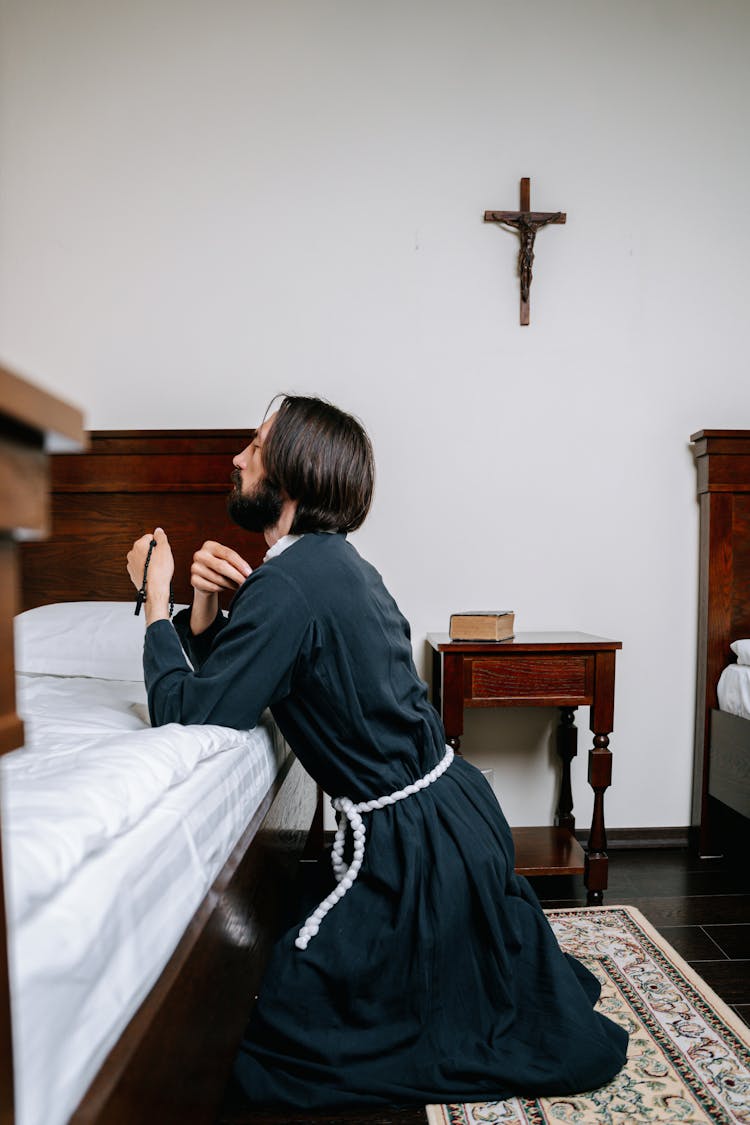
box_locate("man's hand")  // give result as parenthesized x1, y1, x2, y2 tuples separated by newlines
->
(189, 541, 252, 635)
(126, 527, 175, 624)
(190, 540, 252, 594)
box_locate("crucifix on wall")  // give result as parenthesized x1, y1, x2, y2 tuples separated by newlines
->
(484, 178, 566, 325)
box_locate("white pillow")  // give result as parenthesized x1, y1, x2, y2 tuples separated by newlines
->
(731, 639, 750, 666)
(14, 601, 186, 681)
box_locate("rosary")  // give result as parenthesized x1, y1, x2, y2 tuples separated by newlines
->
(134, 538, 174, 618)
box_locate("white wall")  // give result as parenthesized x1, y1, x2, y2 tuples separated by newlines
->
(2, 0, 750, 830)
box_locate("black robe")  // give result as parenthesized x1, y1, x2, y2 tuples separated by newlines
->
(144, 531, 627, 1109)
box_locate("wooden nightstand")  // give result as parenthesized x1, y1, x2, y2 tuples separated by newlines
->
(427, 631, 622, 905)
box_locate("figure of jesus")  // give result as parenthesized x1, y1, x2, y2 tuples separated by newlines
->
(509, 212, 563, 302)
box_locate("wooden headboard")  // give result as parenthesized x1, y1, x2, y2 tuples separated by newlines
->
(691, 429, 750, 851)
(19, 430, 268, 610)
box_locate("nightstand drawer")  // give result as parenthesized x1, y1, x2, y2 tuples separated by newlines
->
(468, 655, 593, 704)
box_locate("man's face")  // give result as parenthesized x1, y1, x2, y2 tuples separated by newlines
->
(228, 414, 284, 533)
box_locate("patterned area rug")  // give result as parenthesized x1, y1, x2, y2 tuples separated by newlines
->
(427, 906, 750, 1125)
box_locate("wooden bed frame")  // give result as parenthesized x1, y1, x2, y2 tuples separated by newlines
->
(691, 429, 750, 857)
(1, 387, 319, 1124)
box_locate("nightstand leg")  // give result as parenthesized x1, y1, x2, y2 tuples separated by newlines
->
(441, 652, 465, 756)
(555, 707, 577, 833)
(431, 651, 461, 751)
(585, 732, 611, 905)
(431, 649, 442, 719)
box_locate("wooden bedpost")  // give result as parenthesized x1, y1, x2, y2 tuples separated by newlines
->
(0, 364, 85, 1124)
(691, 429, 750, 857)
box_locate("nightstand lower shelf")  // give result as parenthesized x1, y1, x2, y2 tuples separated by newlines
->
(511, 826, 585, 876)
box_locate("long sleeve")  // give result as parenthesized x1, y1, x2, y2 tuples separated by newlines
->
(172, 604, 228, 670)
(143, 564, 314, 729)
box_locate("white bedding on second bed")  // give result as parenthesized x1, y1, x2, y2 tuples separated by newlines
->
(717, 662, 750, 721)
(2, 672, 286, 1125)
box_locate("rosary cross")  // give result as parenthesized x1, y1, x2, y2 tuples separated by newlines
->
(484, 178, 566, 325)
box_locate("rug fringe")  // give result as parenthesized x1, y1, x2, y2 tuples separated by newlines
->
(425, 1105, 448, 1125)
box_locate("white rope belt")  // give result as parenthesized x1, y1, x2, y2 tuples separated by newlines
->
(295, 745, 454, 951)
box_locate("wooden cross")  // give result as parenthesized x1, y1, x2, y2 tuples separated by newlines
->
(484, 177, 566, 326)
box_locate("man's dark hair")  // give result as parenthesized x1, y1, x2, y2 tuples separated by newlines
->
(261, 395, 375, 534)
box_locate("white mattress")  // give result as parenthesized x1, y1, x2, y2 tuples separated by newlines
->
(717, 663, 750, 721)
(2, 673, 286, 1125)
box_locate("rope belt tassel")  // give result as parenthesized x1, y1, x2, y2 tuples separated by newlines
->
(295, 745, 454, 951)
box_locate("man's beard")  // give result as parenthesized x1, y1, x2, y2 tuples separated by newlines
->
(227, 470, 284, 533)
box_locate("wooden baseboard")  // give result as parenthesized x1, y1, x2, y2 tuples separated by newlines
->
(323, 827, 692, 850)
(574, 826, 691, 850)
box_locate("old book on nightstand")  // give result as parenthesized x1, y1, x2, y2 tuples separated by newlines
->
(449, 611, 515, 642)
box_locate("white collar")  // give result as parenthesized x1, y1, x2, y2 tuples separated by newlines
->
(263, 533, 303, 562)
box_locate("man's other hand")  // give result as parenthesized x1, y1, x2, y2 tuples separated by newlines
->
(191, 541, 252, 595)
(189, 541, 251, 636)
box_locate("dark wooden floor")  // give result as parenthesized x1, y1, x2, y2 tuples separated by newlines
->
(219, 844, 750, 1125)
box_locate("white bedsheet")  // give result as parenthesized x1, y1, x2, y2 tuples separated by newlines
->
(2, 674, 286, 1125)
(717, 663, 750, 721)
